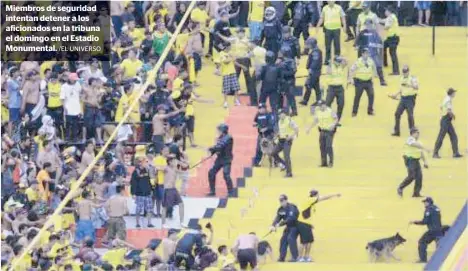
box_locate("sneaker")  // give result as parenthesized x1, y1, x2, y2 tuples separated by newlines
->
(433, 153, 441, 159)
(223, 102, 228, 108)
(288, 258, 298, 262)
(298, 257, 306, 262)
(453, 153, 463, 158)
(304, 257, 313, 262)
(235, 99, 241, 106)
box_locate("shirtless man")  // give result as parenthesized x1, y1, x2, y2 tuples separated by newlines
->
(75, 190, 100, 244)
(171, 135, 190, 196)
(37, 140, 62, 191)
(82, 78, 105, 143)
(152, 105, 185, 154)
(232, 233, 260, 271)
(20, 71, 41, 118)
(79, 140, 95, 175)
(162, 229, 179, 263)
(162, 158, 185, 228)
(105, 185, 129, 241)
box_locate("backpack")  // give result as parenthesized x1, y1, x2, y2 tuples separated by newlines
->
(301, 199, 317, 219)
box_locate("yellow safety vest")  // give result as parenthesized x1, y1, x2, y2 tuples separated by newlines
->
(387, 14, 399, 37)
(278, 117, 294, 139)
(404, 138, 422, 159)
(316, 107, 334, 130)
(323, 5, 343, 30)
(354, 58, 374, 81)
(401, 75, 417, 97)
(357, 11, 376, 31)
(329, 65, 346, 86)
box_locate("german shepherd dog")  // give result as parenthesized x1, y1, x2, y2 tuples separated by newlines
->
(366, 233, 406, 262)
(259, 136, 276, 176)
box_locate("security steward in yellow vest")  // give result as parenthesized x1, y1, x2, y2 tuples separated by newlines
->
(398, 127, 429, 198)
(433, 88, 463, 159)
(272, 109, 299, 177)
(316, 1, 346, 65)
(306, 100, 339, 167)
(383, 6, 400, 75)
(325, 56, 346, 123)
(390, 65, 418, 136)
(349, 48, 376, 116)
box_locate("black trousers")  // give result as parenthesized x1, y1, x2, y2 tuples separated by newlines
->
(208, 159, 234, 194)
(384, 36, 400, 73)
(235, 57, 256, 106)
(293, 21, 310, 42)
(399, 157, 422, 196)
(65, 115, 80, 141)
(279, 80, 298, 115)
(434, 115, 459, 155)
(346, 8, 362, 38)
(325, 85, 345, 120)
(319, 129, 335, 165)
(259, 91, 280, 113)
(272, 138, 293, 175)
(352, 79, 374, 115)
(418, 230, 443, 262)
(265, 38, 280, 55)
(303, 73, 321, 104)
(394, 96, 416, 134)
(279, 226, 299, 261)
(324, 29, 341, 64)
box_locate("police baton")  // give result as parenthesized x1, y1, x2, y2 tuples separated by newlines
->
(189, 155, 214, 169)
(262, 230, 274, 240)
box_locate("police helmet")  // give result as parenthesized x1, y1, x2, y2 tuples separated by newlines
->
(217, 123, 229, 134)
(265, 50, 276, 64)
(305, 37, 317, 49)
(282, 25, 290, 34)
(279, 46, 292, 58)
(422, 197, 434, 205)
(264, 7, 276, 20)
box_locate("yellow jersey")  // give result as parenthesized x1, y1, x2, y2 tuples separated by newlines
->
(249, 1, 265, 22)
(129, 28, 145, 47)
(354, 57, 374, 81)
(322, 4, 344, 30)
(191, 7, 210, 24)
(47, 81, 62, 108)
(220, 51, 236, 76)
(298, 197, 318, 224)
(102, 248, 127, 268)
(232, 38, 250, 58)
(329, 65, 346, 86)
(120, 58, 143, 78)
(316, 107, 335, 130)
(25, 187, 38, 202)
(404, 136, 422, 159)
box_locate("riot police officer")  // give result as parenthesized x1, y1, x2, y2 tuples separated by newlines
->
(270, 194, 300, 262)
(288, 1, 318, 53)
(390, 65, 419, 136)
(258, 51, 281, 113)
(207, 124, 235, 197)
(349, 48, 376, 116)
(262, 7, 282, 55)
(280, 26, 301, 63)
(409, 197, 443, 263)
(253, 104, 276, 167)
(300, 37, 323, 106)
(277, 47, 298, 116)
(272, 109, 299, 178)
(326, 55, 347, 124)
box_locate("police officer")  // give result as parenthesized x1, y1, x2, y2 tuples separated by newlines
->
(272, 109, 299, 178)
(277, 46, 298, 116)
(258, 51, 281, 113)
(253, 104, 276, 167)
(409, 197, 443, 263)
(174, 224, 204, 269)
(300, 37, 322, 106)
(355, 2, 379, 38)
(280, 26, 301, 63)
(316, 1, 346, 65)
(433, 88, 463, 159)
(262, 7, 282, 55)
(349, 48, 376, 117)
(207, 124, 235, 197)
(390, 65, 419, 136)
(288, 1, 317, 53)
(325, 55, 347, 124)
(397, 127, 430, 198)
(306, 100, 339, 167)
(270, 194, 300, 262)
(383, 6, 400, 75)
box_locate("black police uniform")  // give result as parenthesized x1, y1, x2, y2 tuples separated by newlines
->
(414, 204, 443, 262)
(258, 55, 282, 113)
(278, 56, 298, 116)
(433, 95, 461, 158)
(281, 35, 301, 61)
(253, 111, 276, 165)
(302, 46, 323, 105)
(174, 230, 204, 269)
(272, 202, 300, 261)
(288, 1, 318, 44)
(208, 133, 234, 196)
(262, 17, 283, 55)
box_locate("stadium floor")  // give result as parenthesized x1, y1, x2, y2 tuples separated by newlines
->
(126, 27, 467, 270)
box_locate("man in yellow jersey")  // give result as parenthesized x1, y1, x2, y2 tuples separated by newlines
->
(316, 1, 346, 65)
(355, 2, 379, 37)
(248, 1, 265, 42)
(325, 55, 347, 124)
(433, 88, 463, 159)
(306, 100, 339, 167)
(296, 189, 341, 262)
(383, 6, 400, 75)
(46, 74, 63, 134)
(345, 1, 363, 42)
(390, 65, 418, 136)
(272, 109, 299, 177)
(349, 48, 376, 117)
(397, 127, 430, 198)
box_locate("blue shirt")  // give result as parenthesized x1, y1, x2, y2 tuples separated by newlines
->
(7, 79, 22, 109)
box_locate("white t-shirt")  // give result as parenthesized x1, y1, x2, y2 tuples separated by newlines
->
(60, 82, 82, 116)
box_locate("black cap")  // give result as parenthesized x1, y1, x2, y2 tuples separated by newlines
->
(309, 190, 319, 197)
(279, 194, 288, 201)
(447, 88, 457, 95)
(422, 197, 434, 204)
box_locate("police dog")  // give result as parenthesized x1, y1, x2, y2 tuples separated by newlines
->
(259, 136, 275, 175)
(366, 233, 406, 262)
